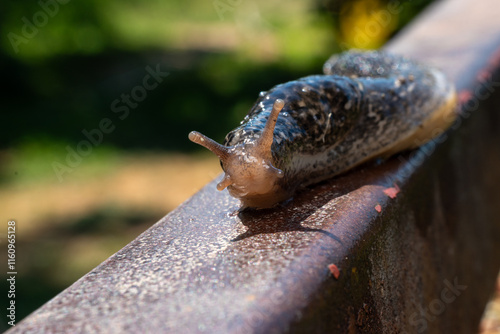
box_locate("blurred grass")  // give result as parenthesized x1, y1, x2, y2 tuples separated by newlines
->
(0, 0, 438, 329)
(0, 137, 120, 185)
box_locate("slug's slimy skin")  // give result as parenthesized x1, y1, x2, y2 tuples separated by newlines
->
(189, 51, 457, 208)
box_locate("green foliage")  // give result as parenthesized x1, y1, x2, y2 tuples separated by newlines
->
(1, 0, 433, 156)
(0, 136, 120, 185)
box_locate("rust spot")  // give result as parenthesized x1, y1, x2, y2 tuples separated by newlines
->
(489, 47, 500, 67)
(375, 204, 382, 213)
(357, 308, 364, 326)
(383, 184, 400, 199)
(348, 306, 356, 334)
(477, 69, 491, 82)
(458, 90, 473, 104)
(328, 264, 340, 279)
(245, 294, 256, 301)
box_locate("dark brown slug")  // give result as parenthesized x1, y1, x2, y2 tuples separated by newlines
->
(189, 51, 457, 208)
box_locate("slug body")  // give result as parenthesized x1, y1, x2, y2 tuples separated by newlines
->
(189, 51, 457, 208)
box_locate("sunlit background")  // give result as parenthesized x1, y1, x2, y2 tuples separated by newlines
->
(1, 0, 499, 331)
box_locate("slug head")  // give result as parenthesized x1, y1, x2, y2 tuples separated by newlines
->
(189, 99, 287, 208)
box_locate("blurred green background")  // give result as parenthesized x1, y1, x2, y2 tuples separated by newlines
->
(0, 0, 438, 329)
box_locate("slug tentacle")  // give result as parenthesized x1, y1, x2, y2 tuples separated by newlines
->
(257, 98, 284, 160)
(189, 51, 457, 208)
(188, 131, 229, 160)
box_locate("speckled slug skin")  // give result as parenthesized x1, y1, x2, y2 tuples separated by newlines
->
(190, 51, 457, 208)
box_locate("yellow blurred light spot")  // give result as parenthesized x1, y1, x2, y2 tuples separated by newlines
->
(340, 0, 399, 50)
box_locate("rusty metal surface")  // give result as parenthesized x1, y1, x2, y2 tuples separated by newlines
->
(9, 0, 500, 333)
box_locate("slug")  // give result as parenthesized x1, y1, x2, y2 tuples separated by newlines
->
(189, 51, 457, 208)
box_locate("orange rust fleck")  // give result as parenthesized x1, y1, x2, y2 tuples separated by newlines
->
(477, 69, 491, 82)
(328, 264, 340, 279)
(383, 184, 400, 199)
(245, 294, 256, 301)
(458, 90, 473, 104)
(489, 47, 500, 67)
(375, 204, 382, 213)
